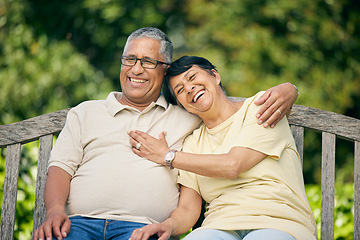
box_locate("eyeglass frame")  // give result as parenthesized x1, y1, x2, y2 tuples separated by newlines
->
(120, 56, 170, 69)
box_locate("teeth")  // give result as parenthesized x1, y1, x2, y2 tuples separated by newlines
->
(193, 90, 205, 103)
(130, 78, 146, 83)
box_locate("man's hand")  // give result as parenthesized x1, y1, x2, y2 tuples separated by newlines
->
(34, 166, 72, 240)
(254, 82, 298, 128)
(33, 211, 71, 240)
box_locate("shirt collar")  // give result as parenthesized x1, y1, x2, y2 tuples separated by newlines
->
(105, 92, 168, 116)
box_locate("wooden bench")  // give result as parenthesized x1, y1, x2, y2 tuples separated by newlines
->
(0, 102, 359, 240)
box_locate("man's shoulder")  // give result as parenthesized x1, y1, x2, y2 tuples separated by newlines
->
(167, 103, 187, 113)
(167, 104, 200, 121)
(73, 99, 105, 109)
(69, 99, 106, 115)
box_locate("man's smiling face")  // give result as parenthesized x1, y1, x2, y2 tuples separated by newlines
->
(119, 37, 167, 109)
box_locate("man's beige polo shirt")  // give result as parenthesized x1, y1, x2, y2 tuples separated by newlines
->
(48, 92, 201, 224)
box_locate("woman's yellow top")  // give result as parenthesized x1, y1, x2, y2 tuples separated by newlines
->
(178, 92, 317, 240)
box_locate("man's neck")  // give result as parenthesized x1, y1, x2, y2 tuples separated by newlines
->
(118, 96, 154, 112)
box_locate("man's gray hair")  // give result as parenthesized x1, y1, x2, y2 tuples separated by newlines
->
(125, 27, 173, 64)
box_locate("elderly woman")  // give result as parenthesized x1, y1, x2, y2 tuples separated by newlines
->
(128, 56, 317, 240)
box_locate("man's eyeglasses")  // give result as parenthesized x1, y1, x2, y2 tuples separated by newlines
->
(121, 56, 169, 69)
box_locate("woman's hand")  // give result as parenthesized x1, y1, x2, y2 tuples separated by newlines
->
(129, 186, 201, 240)
(128, 130, 170, 165)
(129, 222, 172, 240)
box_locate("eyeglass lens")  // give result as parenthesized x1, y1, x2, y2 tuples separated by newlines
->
(122, 57, 158, 69)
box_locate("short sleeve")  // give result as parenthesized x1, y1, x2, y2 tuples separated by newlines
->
(48, 108, 84, 176)
(177, 134, 201, 194)
(177, 169, 200, 194)
(235, 92, 292, 160)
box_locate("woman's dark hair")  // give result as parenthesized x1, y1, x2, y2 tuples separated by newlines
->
(163, 56, 222, 105)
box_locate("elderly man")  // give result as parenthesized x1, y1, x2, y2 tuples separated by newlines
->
(34, 27, 298, 240)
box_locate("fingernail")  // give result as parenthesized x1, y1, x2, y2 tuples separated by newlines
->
(257, 120, 262, 125)
(263, 123, 268, 128)
(256, 114, 260, 118)
(271, 124, 275, 128)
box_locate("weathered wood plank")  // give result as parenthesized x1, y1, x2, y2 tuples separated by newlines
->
(0, 109, 69, 147)
(32, 134, 53, 237)
(0, 143, 21, 240)
(1, 104, 359, 147)
(289, 105, 360, 142)
(321, 132, 335, 240)
(228, 98, 360, 141)
(291, 125, 304, 164)
(355, 141, 360, 240)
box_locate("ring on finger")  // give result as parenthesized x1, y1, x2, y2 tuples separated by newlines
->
(136, 142, 141, 150)
(276, 109, 282, 114)
(139, 228, 143, 232)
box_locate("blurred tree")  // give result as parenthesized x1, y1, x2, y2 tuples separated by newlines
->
(2, 0, 358, 123)
(178, 0, 360, 118)
(0, 0, 185, 124)
(0, 0, 113, 124)
(0, 0, 359, 238)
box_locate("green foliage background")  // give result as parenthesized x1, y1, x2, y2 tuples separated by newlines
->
(1, 0, 359, 239)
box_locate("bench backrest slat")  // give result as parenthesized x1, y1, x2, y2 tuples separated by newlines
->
(355, 141, 360, 240)
(321, 132, 336, 240)
(32, 134, 53, 238)
(291, 125, 304, 164)
(0, 143, 21, 240)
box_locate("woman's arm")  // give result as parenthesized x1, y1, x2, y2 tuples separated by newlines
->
(128, 131, 266, 178)
(173, 146, 266, 179)
(129, 186, 202, 240)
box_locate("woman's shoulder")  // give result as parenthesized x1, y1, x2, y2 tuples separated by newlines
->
(244, 91, 266, 106)
(182, 123, 207, 150)
(233, 91, 265, 119)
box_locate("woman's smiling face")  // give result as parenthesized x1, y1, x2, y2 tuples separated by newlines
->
(169, 65, 221, 115)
